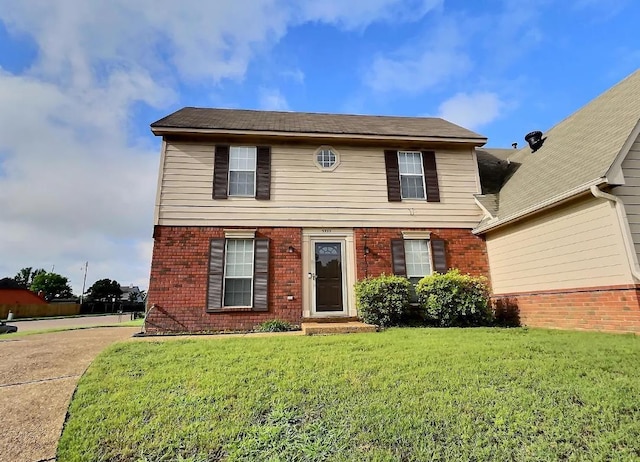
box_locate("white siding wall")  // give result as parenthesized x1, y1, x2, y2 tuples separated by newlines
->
(157, 141, 483, 228)
(486, 196, 634, 294)
(613, 133, 640, 256)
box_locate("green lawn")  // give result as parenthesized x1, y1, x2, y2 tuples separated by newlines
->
(58, 328, 640, 461)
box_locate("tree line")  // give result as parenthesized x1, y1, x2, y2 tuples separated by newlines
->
(3, 267, 145, 303)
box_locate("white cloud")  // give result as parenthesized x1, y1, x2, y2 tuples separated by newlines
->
(0, 0, 435, 293)
(436, 92, 504, 130)
(280, 68, 305, 84)
(365, 20, 471, 94)
(258, 88, 291, 111)
(0, 70, 162, 292)
(298, 0, 442, 29)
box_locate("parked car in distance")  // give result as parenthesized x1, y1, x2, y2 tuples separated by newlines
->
(0, 320, 17, 334)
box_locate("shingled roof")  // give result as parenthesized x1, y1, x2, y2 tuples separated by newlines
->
(151, 107, 487, 142)
(475, 69, 640, 233)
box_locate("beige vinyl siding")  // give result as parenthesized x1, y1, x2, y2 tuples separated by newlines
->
(613, 133, 640, 257)
(486, 196, 634, 294)
(158, 142, 483, 227)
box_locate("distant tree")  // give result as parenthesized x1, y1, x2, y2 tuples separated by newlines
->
(30, 272, 73, 301)
(86, 279, 123, 302)
(126, 289, 146, 303)
(0, 277, 21, 289)
(14, 267, 46, 289)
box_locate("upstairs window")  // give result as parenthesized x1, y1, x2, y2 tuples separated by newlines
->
(398, 151, 426, 199)
(214, 145, 271, 200)
(228, 147, 257, 196)
(384, 150, 440, 202)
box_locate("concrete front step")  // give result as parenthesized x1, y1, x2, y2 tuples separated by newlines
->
(301, 321, 377, 335)
(301, 316, 360, 323)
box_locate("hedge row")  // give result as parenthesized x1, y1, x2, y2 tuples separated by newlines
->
(355, 270, 513, 328)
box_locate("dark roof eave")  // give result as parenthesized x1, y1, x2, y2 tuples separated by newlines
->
(150, 126, 488, 146)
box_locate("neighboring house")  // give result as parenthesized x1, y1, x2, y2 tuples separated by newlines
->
(474, 70, 640, 333)
(0, 277, 48, 319)
(147, 109, 490, 332)
(0, 277, 47, 306)
(120, 284, 144, 303)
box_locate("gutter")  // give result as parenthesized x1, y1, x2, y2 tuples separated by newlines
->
(473, 177, 607, 234)
(590, 185, 640, 281)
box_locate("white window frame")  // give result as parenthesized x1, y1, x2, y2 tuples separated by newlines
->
(313, 146, 340, 171)
(222, 238, 255, 307)
(398, 151, 427, 200)
(403, 239, 432, 279)
(228, 146, 257, 197)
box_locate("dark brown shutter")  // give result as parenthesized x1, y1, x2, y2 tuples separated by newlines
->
(391, 239, 406, 276)
(213, 145, 229, 199)
(256, 146, 271, 200)
(384, 150, 402, 202)
(206, 239, 226, 312)
(421, 151, 440, 203)
(431, 239, 448, 273)
(252, 238, 269, 311)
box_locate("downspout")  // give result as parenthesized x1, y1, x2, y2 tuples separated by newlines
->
(590, 185, 640, 281)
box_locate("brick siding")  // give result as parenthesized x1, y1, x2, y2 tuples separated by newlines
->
(147, 226, 488, 333)
(147, 226, 302, 333)
(354, 227, 490, 281)
(492, 285, 640, 334)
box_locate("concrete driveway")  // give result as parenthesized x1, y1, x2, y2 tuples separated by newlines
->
(10, 314, 139, 332)
(0, 327, 139, 462)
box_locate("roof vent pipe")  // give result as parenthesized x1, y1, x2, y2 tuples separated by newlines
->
(524, 131, 545, 152)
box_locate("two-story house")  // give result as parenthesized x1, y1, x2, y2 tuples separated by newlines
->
(147, 109, 490, 332)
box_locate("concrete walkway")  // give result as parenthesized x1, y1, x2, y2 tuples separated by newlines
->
(0, 327, 139, 462)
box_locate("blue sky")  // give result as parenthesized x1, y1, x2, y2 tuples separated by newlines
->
(0, 0, 638, 293)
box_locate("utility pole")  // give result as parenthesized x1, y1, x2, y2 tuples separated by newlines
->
(80, 261, 89, 304)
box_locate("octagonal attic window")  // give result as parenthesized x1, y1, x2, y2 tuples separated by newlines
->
(314, 147, 340, 171)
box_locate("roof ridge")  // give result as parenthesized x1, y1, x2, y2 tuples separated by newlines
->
(179, 106, 453, 122)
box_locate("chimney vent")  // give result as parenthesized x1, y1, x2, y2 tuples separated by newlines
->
(525, 130, 544, 152)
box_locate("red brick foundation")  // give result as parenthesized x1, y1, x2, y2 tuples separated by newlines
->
(492, 285, 640, 333)
(354, 228, 490, 280)
(147, 226, 489, 333)
(147, 226, 302, 333)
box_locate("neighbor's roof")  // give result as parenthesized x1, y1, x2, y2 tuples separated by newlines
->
(151, 107, 487, 143)
(475, 69, 640, 233)
(476, 148, 516, 195)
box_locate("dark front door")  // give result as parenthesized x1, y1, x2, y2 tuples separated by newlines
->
(315, 242, 343, 312)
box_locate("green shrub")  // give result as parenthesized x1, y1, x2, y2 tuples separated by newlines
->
(355, 274, 411, 327)
(493, 297, 521, 327)
(416, 269, 492, 327)
(256, 319, 294, 332)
